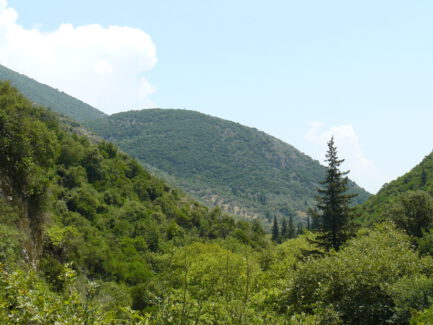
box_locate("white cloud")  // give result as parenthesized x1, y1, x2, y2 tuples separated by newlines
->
(0, 1, 157, 114)
(304, 121, 386, 193)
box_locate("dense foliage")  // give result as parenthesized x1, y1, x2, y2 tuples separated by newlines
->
(87, 109, 370, 227)
(358, 151, 433, 225)
(0, 64, 106, 123)
(0, 82, 267, 323)
(1, 82, 433, 324)
(285, 224, 433, 324)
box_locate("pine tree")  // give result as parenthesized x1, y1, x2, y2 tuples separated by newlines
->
(281, 218, 288, 240)
(288, 215, 295, 239)
(271, 216, 280, 242)
(315, 137, 356, 251)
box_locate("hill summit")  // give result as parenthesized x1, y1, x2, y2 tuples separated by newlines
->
(87, 109, 370, 224)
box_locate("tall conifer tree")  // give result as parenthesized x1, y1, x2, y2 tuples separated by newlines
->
(272, 216, 280, 242)
(315, 137, 356, 251)
(281, 218, 288, 240)
(288, 215, 295, 239)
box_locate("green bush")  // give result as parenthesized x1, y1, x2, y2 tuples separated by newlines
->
(284, 223, 433, 324)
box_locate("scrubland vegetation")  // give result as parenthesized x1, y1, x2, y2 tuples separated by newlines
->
(1, 81, 433, 324)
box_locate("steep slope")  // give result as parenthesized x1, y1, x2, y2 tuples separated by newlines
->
(358, 151, 433, 225)
(0, 82, 267, 319)
(87, 109, 370, 224)
(1, 82, 432, 325)
(0, 64, 106, 122)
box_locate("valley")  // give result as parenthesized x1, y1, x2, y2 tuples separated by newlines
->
(0, 68, 432, 324)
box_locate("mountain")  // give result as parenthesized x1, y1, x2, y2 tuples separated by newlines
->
(87, 109, 370, 225)
(0, 81, 269, 322)
(358, 151, 433, 225)
(0, 64, 106, 122)
(0, 64, 370, 226)
(1, 80, 432, 325)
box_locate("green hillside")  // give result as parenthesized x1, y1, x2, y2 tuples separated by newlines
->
(358, 151, 433, 225)
(2, 82, 433, 324)
(87, 109, 370, 225)
(0, 64, 106, 122)
(0, 81, 271, 323)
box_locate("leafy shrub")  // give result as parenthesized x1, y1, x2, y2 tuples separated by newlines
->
(284, 223, 433, 324)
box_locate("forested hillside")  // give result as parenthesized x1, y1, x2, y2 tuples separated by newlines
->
(0, 82, 267, 322)
(0, 64, 106, 122)
(0, 64, 370, 227)
(87, 109, 370, 226)
(2, 82, 433, 323)
(358, 151, 433, 225)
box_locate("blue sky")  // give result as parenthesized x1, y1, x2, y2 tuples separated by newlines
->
(2, 0, 433, 193)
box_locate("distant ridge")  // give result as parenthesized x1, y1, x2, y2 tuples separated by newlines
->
(0, 64, 370, 226)
(0, 64, 106, 123)
(87, 109, 371, 225)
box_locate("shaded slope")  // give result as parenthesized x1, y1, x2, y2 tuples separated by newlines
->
(87, 109, 370, 224)
(0, 64, 106, 122)
(358, 151, 433, 225)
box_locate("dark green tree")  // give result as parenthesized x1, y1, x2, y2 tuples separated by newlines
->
(288, 215, 295, 239)
(315, 137, 356, 251)
(272, 216, 279, 242)
(389, 190, 433, 238)
(281, 218, 288, 240)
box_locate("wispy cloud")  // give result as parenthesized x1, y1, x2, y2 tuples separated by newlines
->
(304, 121, 386, 193)
(0, 1, 157, 114)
